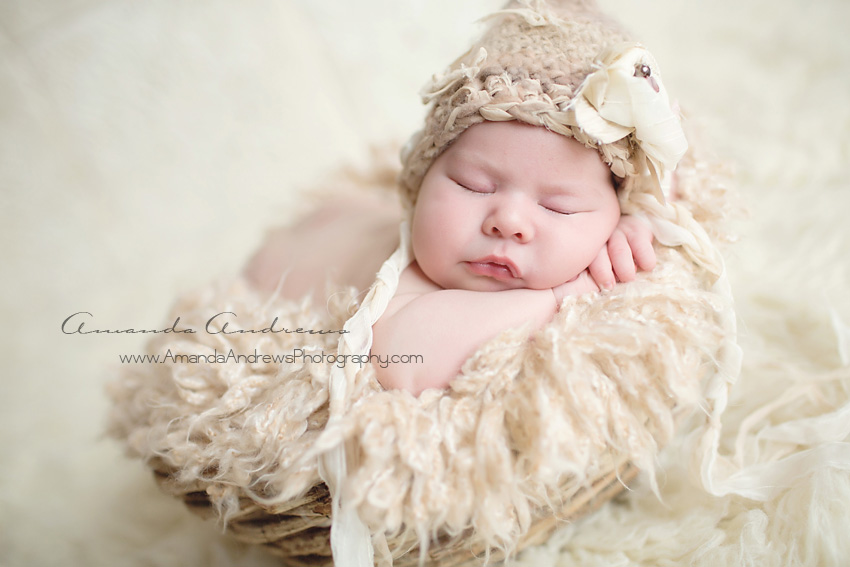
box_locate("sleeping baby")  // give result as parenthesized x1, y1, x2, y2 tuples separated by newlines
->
(245, 120, 657, 395)
(245, 0, 686, 396)
(371, 120, 655, 394)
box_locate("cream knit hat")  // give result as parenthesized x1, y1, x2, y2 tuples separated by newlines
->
(399, 0, 688, 210)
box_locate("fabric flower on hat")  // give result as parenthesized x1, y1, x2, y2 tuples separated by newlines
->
(570, 43, 688, 201)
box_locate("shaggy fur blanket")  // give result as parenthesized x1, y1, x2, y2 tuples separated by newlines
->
(2, 0, 848, 566)
(105, 134, 736, 563)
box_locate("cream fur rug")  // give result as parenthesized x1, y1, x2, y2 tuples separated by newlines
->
(2, 0, 848, 565)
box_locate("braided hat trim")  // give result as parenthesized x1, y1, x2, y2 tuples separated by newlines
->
(400, 5, 687, 209)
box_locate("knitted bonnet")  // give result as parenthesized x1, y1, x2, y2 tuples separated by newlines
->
(399, 0, 688, 211)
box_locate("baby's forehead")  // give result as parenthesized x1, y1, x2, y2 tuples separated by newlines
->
(437, 122, 615, 195)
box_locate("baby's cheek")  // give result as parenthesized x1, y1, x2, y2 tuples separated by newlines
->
(543, 234, 600, 286)
(411, 237, 445, 285)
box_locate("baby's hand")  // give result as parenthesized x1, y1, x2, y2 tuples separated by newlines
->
(588, 215, 656, 290)
(552, 269, 599, 305)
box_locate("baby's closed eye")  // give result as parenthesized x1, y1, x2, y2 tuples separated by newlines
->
(539, 202, 576, 215)
(539, 196, 592, 215)
(453, 178, 493, 194)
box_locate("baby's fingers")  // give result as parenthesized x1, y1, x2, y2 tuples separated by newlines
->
(588, 246, 615, 290)
(607, 229, 637, 283)
(554, 269, 600, 302)
(615, 215, 656, 273)
(623, 224, 656, 272)
(629, 236, 656, 272)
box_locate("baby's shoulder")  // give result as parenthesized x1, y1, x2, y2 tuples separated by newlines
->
(398, 262, 442, 295)
(381, 262, 442, 318)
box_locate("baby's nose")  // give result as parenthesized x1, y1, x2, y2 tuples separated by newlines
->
(483, 204, 533, 242)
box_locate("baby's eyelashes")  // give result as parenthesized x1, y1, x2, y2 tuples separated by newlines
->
(452, 176, 582, 216)
(540, 204, 575, 215)
(453, 179, 492, 194)
(539, 199, 586, 215)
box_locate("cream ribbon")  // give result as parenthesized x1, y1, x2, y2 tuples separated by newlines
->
(319, 221, 413, 567)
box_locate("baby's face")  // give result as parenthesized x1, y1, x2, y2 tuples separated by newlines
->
(411, 120, 620, 291)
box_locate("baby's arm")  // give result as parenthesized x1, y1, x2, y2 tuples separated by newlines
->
(372, 265, 559, 395)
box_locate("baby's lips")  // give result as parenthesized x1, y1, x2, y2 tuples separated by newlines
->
(471, 255, 520, 278)
(466, 260, 518, 282)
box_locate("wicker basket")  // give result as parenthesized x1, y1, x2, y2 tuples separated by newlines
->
(152, 455, 639, 566)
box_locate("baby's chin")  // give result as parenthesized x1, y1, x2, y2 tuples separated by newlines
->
(438, 274, 536, 292)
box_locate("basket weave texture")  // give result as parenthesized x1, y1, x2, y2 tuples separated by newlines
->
(152, 456, 638, 566)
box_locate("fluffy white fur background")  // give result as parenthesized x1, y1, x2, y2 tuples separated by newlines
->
(2, 0, 849, 565)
